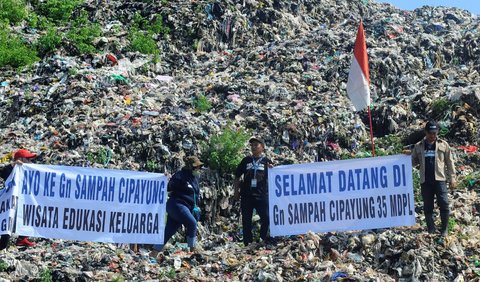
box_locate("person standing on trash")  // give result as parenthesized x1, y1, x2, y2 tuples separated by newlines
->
(234, 137, 273, 246)
(151, 156, 203, 255)
(0, 149, 38, 248)
(409, 121, 456, 238)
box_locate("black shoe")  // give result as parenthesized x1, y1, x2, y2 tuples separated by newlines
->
(0, 235, 10, 250)
(264, 237, 278, 246)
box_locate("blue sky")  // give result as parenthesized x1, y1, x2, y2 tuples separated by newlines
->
(379, 0, 479, 15)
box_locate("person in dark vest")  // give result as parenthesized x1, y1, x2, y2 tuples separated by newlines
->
(234, 137, 273, 246)
(0, 149, 38, 249)
(410, 121, 456, 238)
(150, 156, 203, 257)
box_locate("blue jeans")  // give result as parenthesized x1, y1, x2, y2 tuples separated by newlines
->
(154, 197, 197, 250)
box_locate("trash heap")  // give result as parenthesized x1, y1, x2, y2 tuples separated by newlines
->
(0, 0, 479, 280)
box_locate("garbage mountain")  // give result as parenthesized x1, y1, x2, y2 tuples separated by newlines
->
(0, 0, 479, 280)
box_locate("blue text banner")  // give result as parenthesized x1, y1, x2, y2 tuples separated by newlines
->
(11, 164, 167, 244)
(268, 155, 415, 236)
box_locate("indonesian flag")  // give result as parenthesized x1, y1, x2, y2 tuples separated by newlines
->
(347, 21, 370, 111)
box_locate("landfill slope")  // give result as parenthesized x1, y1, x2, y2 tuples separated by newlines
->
(0, 0, 479, 281)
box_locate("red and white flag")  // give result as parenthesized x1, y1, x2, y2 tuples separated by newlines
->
(347, 21, 370, 111)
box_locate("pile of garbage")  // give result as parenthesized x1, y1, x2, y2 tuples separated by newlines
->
(0, 0, 479, 280)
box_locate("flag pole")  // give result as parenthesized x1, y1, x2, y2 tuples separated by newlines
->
(367, 105, 375, 157)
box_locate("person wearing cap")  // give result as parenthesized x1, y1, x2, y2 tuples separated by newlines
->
(150, 156, 204, 255)
(234, 137, 273, 246)
(0, 149, 38, 248)
(410, 121, 456, 238)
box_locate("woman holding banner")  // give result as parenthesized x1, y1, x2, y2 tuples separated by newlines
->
(150, 156, 203, 256)
(0, 149, 38, 249)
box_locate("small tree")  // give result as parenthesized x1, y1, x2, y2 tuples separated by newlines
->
(200, 127, 250, 225)
(202, 127, 250, 174)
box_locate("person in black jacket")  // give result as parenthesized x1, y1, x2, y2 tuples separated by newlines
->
(234, 137, 273, 246)
(0, 149, 38, 249)
(151, 156, 203, 255)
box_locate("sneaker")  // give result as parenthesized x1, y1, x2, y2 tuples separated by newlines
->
(436, 237, 445, 246)
(147, 250, 165, 263)
(189, 244, 203, 253)
(265, 237, 278, 245)
(148, 249, 160, 259)
(16, 238, 35, 247)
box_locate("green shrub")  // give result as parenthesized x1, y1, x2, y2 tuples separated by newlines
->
(131, 13, 146, 30)
(412, 170, 421, 202)
(38, 0, 83, 22)
(26, 13, 50, 29)
(192, 40, 199, 51)
(129, 30, 159, 56)
(148, 15, 170, 35)
(132, 13, 169, 35)
(0, 0, 28, 25)
(447, 217, 456, 234)
(111, 275, 125, 282)
(36, 26, 62, 56)
(128, 13, 168, 60)
(159, 267, 176, 279)
(146, 160, 158, 172)
(86, 147, 112, 165)
(430, 98, 452, 118)
(194, 94, 212, 113)
(0, 260, 8, 272)
(375, 134, 404, 155)
(458, 170, 480, 190)
(41, 268, 52, 282)
(66, 11, 101, 54)
(0, 28, 38, 68)
(201, 127, 250, 174)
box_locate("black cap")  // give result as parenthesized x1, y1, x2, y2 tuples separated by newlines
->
(249, 136, 265, 145)
(425, 121, 439, 132)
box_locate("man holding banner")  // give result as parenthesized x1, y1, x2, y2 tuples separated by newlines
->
(411, 121, 456, 238)
(234, 137, 273, 246)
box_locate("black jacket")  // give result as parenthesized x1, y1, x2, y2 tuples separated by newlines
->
(235, 155, 271, 198)
(0, 165, 13, 182)
(167, 168, 200, 210)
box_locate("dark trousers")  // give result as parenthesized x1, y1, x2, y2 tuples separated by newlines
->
(0, 235, 9, 250)
(153, 197, 197, 250)
(421, 181, 450, 233)
(241, 196, 269, 245)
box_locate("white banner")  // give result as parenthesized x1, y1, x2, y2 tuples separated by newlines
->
(0, 171, 21, 235)
(13, 164, 167, 244)
(268, 155, 415, 236)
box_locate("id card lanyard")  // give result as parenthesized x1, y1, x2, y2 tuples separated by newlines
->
(251, 156, 264, 188)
